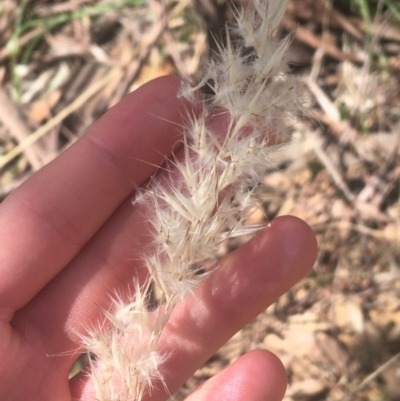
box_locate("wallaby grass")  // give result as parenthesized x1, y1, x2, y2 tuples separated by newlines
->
(0, 0, 400, 400)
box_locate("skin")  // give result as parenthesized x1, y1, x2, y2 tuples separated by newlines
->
(0, 76, 317, 401)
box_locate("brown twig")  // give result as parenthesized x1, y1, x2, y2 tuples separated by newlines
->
(342, 352, 400, 401)
(0, 67, 120, 169)
(282, 15, 364, 64)
(0, 87, 44, 170)
(311, 133, 355, 204)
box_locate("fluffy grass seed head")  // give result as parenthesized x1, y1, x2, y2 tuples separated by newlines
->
(83, 1, 303, 399)
(80, 281, 169, 401)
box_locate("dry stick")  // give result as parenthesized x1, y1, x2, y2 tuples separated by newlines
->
(0, 87, 44, 170)
(163, 31, 189, 78)
(163, 23, 206, 77)
(307, 53, 357, 143)
(187, 31, 207, 76)
(311, 109, 359, 144)
(307, 50, 355, 204)
(107, 11, 167, 109)
(308, 41, 399, 213)
(328, 5, 364, 40)
(308, 49, 342, 125)
(0, 67, 121, 169)
(342, 352, 400, 401)
(308, 63, 341, 123)
(281, 15, 364, 64)
(308, 76, 391, 221)
(62, 63, 98, 104)
(311, 135, 355, 204)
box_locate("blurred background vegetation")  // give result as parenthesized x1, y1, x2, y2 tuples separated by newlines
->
(0, 0, 400, 400)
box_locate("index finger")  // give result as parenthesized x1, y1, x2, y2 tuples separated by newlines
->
(0, 76, 188, 317)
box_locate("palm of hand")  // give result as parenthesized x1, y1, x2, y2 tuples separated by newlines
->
(0, 76, 316, 401)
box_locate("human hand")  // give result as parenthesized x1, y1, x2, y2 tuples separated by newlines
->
(0, 76, 317, 401)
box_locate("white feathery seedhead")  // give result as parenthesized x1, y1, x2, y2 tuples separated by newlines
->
(81, 281, 169, 401)
(84, 0, 302, 399)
